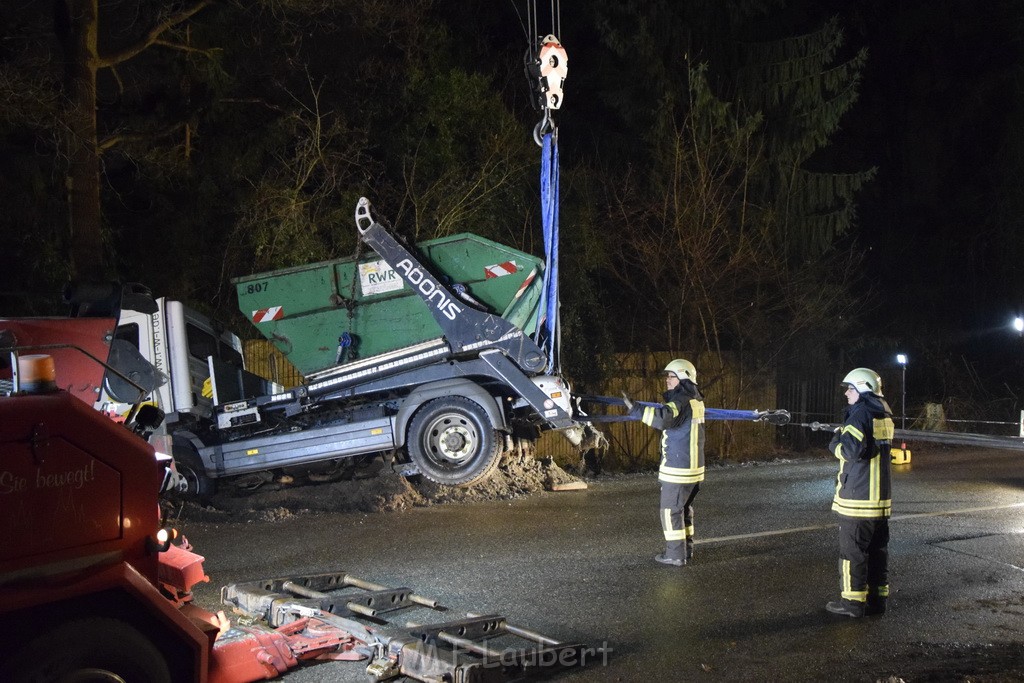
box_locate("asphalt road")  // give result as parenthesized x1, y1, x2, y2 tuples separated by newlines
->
(183, 446, 1024, 682)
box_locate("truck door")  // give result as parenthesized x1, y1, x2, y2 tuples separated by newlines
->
(163, 300, 247, 415)
(97, 309, 172, 417)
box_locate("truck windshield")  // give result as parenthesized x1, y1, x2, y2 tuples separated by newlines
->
(186, 323, 244, 370)
(219, 340, 243, 369)
(186, 323, 216, 364)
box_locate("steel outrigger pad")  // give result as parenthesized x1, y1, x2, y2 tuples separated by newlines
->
(221, 571, 592, 682)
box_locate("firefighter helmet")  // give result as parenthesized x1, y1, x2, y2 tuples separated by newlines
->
(664, 359, 697, 384)
(842, 367, 883, 395)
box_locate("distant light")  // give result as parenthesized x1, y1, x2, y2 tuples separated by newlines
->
(1015, 317, 1024, 333)
(896, 354, 907, 366)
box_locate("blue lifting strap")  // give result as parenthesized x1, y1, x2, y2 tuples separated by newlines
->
(576, 394, 786, 424)
(535, 130, 560, 372)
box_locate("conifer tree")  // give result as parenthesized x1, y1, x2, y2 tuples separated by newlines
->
(727, 16, 876, 256)
(585, 1, 871, 364)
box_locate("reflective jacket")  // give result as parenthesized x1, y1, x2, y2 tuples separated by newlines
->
(828, 393, 893, 518)
(630, 382, 705, 484)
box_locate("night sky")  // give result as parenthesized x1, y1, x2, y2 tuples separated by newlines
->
(828, 1, 1024, 403)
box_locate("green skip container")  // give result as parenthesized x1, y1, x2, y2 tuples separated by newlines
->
(234, 233, 545, 378)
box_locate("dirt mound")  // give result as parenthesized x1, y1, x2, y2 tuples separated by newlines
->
(170, 452, 582, 523)
(416, 451, 580, 504)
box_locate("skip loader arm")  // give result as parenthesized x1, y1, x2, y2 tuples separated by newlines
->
(353, 197, 576, 429)
(354, 197, 547, 374)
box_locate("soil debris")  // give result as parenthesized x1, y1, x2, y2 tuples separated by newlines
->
(170, 451, 583, 523)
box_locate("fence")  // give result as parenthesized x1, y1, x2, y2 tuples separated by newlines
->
(774, 370, 844, 452)
(243, 339, 304, 388)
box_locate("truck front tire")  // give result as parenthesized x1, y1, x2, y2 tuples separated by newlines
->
(8, 617, 173, 683)
(407, 396, 501, 486)
(173, 444, 215, 501)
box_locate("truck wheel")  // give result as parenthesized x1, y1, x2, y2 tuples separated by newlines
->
(9, 617, 172, 683)
(173, 444, 215, 501)
(407, 396, 501, 487)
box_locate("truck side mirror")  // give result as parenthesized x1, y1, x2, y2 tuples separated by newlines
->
(105, 339, 167, 402)
(128, 403, 165, 439)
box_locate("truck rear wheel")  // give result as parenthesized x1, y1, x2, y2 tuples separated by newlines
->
(9, 617, 172, 683)
(407, 396, 501, 487)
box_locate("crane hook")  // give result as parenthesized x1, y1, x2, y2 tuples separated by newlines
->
(533, 109, 554, 146)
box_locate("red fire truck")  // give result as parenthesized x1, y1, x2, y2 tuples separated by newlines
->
(0, 350, 585, 682)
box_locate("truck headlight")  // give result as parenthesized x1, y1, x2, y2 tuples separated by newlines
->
(147, 525, 177, 553)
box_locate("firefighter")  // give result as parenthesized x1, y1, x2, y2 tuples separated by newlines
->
(826, 367, 894, 617)
(623, 359, 705, 566)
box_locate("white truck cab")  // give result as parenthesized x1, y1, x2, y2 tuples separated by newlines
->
(100, 298, 250, 424)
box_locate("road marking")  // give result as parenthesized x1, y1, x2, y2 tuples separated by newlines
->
(699, 523, 836, 544)
(892, 501, 1024, 522)
(697, 501, 1024, 546)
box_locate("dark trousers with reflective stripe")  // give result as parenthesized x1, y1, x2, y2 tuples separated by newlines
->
(837, 517, 889, 603)
(660, 482, 699, 560)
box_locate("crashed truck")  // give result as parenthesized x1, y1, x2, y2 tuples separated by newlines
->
(0, 197, 595, 498)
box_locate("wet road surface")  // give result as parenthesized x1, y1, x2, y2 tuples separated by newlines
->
(184, 446, 1024, 681)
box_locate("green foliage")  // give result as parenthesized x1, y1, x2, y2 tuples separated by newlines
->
(728, 17, 876, 257)
(225, 107, 372, 268)
(578, 1, 872, 395)
(0, 0, 872, 397)
(389, 67, 535, 243)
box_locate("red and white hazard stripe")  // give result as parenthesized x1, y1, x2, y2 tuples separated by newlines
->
(514, 270, 537, 299)
(252, 306, 284, 323)
(484, 260, 519, 279)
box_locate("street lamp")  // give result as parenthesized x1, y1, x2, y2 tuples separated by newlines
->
(896, 354, 908, 431)
(1015, 319, 1024, 436)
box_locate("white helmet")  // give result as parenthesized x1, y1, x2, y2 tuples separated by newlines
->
(842, 367, 883, 395)
(664, 359, 697, 384)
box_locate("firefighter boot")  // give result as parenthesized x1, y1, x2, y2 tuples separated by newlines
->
(825, 599, 865, 618)
(685, 539, 694, 562)
(657, 539, 686, 566)
(655, 553, 685, 567)
(865, 596, 887, 616)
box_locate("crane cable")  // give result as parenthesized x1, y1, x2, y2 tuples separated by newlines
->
(517, 1, 567, 373)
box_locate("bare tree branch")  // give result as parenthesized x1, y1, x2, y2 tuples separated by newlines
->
(98, 0, 215, 69)
(151, 38, 222, 58)
(98, 121, 188, 152)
